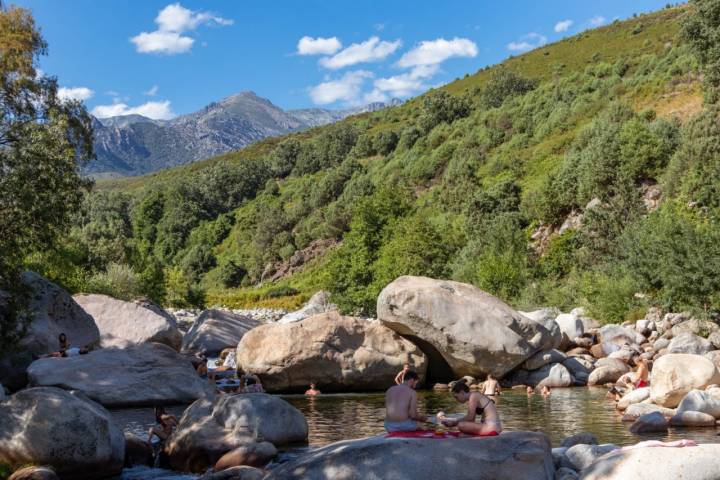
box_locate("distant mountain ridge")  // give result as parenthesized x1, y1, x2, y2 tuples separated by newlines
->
(88, 92, 400, 178)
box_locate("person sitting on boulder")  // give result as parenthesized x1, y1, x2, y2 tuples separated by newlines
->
(394, 363, 410, 385)
(483, 374, 501, 396)
(305, 382, 321, 396)
(438, 380, 502, 436)
(147, 406, 178, 447)
(384, 370, 426, 432)
(634, 357, 649, 388)
(241, 374, 265, 393)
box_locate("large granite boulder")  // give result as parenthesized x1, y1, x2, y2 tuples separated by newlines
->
(622, 403, 675, 421)
(520, 309, 563, 350)
(8, 467, 59, 480)
(0, 387, 124, 479)
(236, 312, 426, 392)
(165, 393, 307, 472)
(564, 443, 618, 471)
(74, 294, 182, 350)
(587, 362, 629, 386)
(598, 325, 643, 348)
(278, 291, 337, 324)
(628, 412, 668, 434)
(267, 431, 554, 480)
(650, 354, 720, 407)
(669, 411, 716, 427)
(183, 309, 260, 356)
(580, 444, 720, 480)
(526, 363, 573, 388)
(555, 313, 584, 342)
(676, 389, 720, 418)
(27, 343, 215, 407)
(0, 272, 100, 390)
(666, 332, 713, 355)
(522, 349, 566, 371)
(376, 276, 552, 378)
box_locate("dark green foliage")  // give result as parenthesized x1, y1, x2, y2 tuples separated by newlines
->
(418, 90, 471, 132)
(480, 69, 539, 108)
(218, 259, 247, 288)
(682, 0, 720, 102)
(373, 130, 399, 155)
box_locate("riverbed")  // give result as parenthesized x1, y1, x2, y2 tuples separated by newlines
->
(112, 387, 720, 479)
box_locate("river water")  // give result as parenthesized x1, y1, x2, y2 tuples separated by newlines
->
(112, 387, 720, 479)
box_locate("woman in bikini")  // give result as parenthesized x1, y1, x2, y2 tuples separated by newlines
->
(438, 380, 502, 436)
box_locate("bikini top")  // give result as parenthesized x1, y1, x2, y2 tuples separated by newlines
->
(475, 396, 495, 417)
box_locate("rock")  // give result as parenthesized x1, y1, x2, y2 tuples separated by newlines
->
(598, 325, 643, 348)
(278, 291, 337, 324)
(376, 276, 553, 378)
(182, 309, 260, 356)
(562, 357, 594, 377)
(200, 467, 266, 480)
(214, 442, 277, 470)
(433, 383, 449, 390)
(0, 272, 100, 390)
(266, 431, 554, 480)
(669, 410, 716, 427)
(667, 332, 713, 355)
(526, 363, 573, 388)
(165, 393, 307, 472)
(564, 443, 617, 471)
(522, 349, 566, 370)
(635, 319, 653, 336)
(589, 344, 605, 359)
(617, 387, 650, 411)
(607, 348, 635, 363)
(520, 308, 563, 350)
(629, 411, 668, 434)
(552, 447, 568, 468)
(74, 294, 182, 350)
(555, 313, 584, 341)
(671, 317, 720, 337)
(708, 332, 720, 350)
(27, 343, 215, 407)
(237, 312, 426, 392)
(595, 357, 628, 370)
(650, 354, 720, 407)
(124, 432, 153, 467)
(0, 387, 124, 479)
(561, 432, 598, 448)
(580, 444, 720, 480)
(0, 383, 5, 401)
(555, 467, 579, 480)
(8, 467, 59, 480)
(573, 337, 594, 349)
(587, 363, 630, 386)
(705, 350, 720, 370)
(566, 347, 591, 357)
(676, 389, 720, 418)
(622, 403, 675, 421)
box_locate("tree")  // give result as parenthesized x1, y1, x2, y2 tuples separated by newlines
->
(682, 0, 720, 103)
(0, 7, 93, 351)
(481, 69, 538, 109)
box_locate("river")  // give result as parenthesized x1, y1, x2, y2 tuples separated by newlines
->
(112, 387, 720, 479)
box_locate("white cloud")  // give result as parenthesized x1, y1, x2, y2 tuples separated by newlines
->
(309, 70, 373, 105)
(91, 100, 174, 120)
(297, 36, 342, 55)
(144, 85, 159, 96)
(590, 16, 607, 27)
(369, 64, 439, 100)
(554, 20, 573, 33)
(507, 32, 547, 52)
(319, 37, 401, 69)
(131, 3, 232, 55)
(397, 37, 477, 67)
(58, 86, 94, 102)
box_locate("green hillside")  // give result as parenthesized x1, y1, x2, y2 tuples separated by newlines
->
(39, 3, 720, 322)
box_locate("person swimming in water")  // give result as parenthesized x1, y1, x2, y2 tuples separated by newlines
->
(527, 386, 535, 395)
(147, 406, 178, 447)
(438, 380, 502, 436)
(483, 374, 501, 396)
(540, 385, 551, 396)
(385, 370, 426, 432)
(305, 382, 321, 396)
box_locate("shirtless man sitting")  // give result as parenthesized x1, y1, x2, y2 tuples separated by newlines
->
(384, 370, 426, 432)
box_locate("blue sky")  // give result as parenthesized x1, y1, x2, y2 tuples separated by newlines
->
(15, 0, 675, 118)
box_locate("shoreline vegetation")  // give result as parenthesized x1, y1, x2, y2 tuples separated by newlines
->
(4, 1, 720, 479)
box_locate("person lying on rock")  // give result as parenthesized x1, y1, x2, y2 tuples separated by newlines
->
(394, 363, 410, 385)
(305, 382, 321, 396)
(482, 374, 501, 396)
(42, 333, 91, 358)
(385, 370, 427, 432)
(147, 406, 178, 447)
(438, 380, 502, 436)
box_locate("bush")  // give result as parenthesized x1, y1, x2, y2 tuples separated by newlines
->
(481, 69, 538, 109)
(164, 266, 205, 308)
(85, 263, 144, 301)
(418, 90, 471, 132)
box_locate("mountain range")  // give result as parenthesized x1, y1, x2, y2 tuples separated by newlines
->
(88, 92, 401, 178)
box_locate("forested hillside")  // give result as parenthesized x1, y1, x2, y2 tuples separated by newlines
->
(33, 3, 720, 324)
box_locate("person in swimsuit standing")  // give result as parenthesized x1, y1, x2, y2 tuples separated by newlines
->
(438, 380, 502, 436)
(482, 374, 501, 396)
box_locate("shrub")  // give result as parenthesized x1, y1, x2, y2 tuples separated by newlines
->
(85, 263, 144, 301)
(481, 69, 539, 109)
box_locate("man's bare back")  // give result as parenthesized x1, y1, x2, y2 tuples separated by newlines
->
(386, 384, 418, 422)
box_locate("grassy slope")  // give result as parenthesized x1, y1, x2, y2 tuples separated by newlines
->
(98, 6, 698, 309)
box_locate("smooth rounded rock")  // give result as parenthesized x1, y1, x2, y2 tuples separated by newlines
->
(520, 308, 563, 350)
(617, 387, 650, 411)
(8, 467, 59, 480)
(588, 363, 629, 386)
(376, 276, 553, 378)
(278, 291, 337, 324)
(124, 432, 153, 467)
(214, 442, 277, 470)
(677, 389, 720, 419)
(628, 411, 668, 433)
(669, 410, 716, 427)
(74, 294, 182, 350)
(522, 349, 566, 371)
(650, 354, 720, 407)
(561, 432, 598, 449)
(165, 393, 307, 473)
(182, 309, 260, 356)
(237, 312, 426, 392)
(555, 313, 584, 341)
(200, 467, 266, 480)
(565, 444, 618, 471)
(622, 403, 675, 421)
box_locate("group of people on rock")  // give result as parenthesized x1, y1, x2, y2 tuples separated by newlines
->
(385, 363, 503, 437)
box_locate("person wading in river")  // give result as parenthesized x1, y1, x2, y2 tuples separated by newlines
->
(483, 374, 501, 396)
(438, 380, 502, 436)
(385, 370, 427, 432)
(394, 363, 410, 385)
